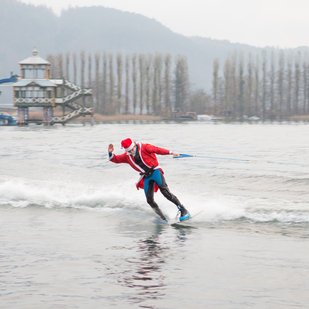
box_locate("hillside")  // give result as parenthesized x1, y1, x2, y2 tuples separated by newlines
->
(0, 0, 304, 106)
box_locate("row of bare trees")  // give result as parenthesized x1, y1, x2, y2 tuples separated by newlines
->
(212, 50, 309, 120)
(46, 51, 189, 117)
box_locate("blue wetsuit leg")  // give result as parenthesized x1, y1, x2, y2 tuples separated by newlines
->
(143, 169, 162, 196)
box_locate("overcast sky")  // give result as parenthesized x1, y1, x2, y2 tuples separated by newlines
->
(20, 0, 309, 49)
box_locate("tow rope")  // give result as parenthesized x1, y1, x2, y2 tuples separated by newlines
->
(173, 153, 309, 167)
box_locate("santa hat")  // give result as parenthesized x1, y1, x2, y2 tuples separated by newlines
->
(121, 138, 134, 151)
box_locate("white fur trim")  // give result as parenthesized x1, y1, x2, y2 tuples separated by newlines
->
(128, 154, 145, 173)
(138, 142, 151, 169)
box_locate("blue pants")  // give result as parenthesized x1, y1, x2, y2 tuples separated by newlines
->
(143, 169, 162, 195)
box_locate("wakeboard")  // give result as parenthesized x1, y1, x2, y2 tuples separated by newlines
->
(169, 210, 204, 226)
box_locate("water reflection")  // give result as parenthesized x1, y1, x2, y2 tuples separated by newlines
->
(115, 225, 191, 308)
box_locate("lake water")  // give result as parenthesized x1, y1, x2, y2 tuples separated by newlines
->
(1, 122, 309, 308)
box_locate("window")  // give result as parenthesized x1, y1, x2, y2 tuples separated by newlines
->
(22, 67, 46, 79)
(37, 69, 45, 79)
(24, 69, 33, 79)
(33, 69, 45, 79)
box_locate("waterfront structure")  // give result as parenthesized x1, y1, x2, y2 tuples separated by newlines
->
(0, 112, 17, 126)
(13, 49, 93, 125)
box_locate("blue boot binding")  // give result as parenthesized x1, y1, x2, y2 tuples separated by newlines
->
(177, 205, 191, 221)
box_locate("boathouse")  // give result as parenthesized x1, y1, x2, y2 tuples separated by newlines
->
(13, 48, 93, 125)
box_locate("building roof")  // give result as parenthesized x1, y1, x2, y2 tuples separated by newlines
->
(13, 79, 56, 87)
(19, 48, 50, 65)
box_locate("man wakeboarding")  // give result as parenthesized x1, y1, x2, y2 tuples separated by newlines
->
(108, 138, 191, 222)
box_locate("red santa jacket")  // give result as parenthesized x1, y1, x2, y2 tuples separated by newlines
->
(109, 142, 171, 190)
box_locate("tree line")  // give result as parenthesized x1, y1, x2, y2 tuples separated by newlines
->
(212, 49, 309, 120)
(46, 51, 192, 117)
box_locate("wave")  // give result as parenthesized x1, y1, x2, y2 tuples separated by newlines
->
(190, 197, 309, 224)
(1, 180, 309, 224)
(0, 180, 141, 210)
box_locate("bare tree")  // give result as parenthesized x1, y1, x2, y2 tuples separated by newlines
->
(80, 50, 85, 88)
(269, 51, 275, 119)
(254, 55, 260, 116)
(102, 51, 108, 114)
(224, 57, 232, 119)
(80, 50, 86, 123)
(95, 51, 100, 113)
(152, 52, 163, 115)
(190, 89, 211, 114)
(278, 50, 285, 119)
(139, 53, 146, 114)
(108, 52, 115, 114)
(73, 51, 77, 84)
(231, 51, 238, 117)
(175, 55, 189, 113)
(286, 53, 293, 118)
(305, 53, 309, 114)
(132, 53, 138, 114)
(238, 52, 245, 119)
(164, 53, 172, 117)
(65, 52, 70, 80)
(294, 52, 301, 115)
(46, 54, 55, 78)
(116, 52, 123, 113)
(145, 53, 153, 114)
(302, 53, 307, 115)
(212, 58, 219, 115)
(88, 52, 92, 88)
(57, 53, 63, 78)
(246, 53, 253, 116)
(262, 49, 267, 120)
(156, 53, 163, 115)
(87, 53, 92, 109)
(125, 54, 130, 114)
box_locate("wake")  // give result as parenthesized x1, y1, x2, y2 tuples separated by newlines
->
(1, 180, 308, 224)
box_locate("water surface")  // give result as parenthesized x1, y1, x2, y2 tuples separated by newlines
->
(1, 122, 309, 308)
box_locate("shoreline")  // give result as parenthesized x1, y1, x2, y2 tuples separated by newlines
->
(92, 113, 163, 122)
(2, 108, 309, 122)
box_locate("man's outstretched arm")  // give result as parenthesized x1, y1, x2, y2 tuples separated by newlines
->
(144, 143, 179, 157)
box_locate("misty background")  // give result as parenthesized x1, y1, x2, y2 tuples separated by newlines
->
(1, 0, 309, 119)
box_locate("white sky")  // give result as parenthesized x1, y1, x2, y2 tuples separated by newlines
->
(20, 0, 309, 48)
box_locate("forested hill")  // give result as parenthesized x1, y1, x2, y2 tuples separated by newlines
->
(0, 0, 253, 88)
(1, 0, 307, 92)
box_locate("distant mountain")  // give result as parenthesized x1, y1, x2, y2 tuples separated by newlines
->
(1, 0, 306, 105)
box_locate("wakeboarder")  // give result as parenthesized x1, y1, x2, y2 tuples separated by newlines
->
(108, 138, 190, 222)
